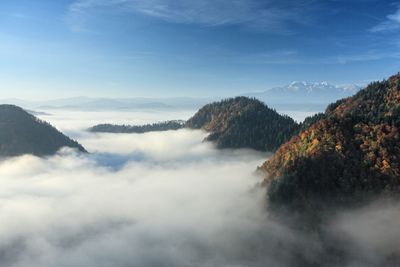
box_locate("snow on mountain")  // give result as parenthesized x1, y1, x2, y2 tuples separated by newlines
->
(247, 81, 362, 106)
(270, 81, 360, 94)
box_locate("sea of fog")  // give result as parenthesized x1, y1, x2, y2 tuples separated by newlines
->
(0, 109, 398, 267)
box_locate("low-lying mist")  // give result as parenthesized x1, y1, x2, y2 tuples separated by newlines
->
(36, 109, 195, 136)
(0, 110, 398, 267)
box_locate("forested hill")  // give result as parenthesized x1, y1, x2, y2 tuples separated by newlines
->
(88, 120, 185, 133)
(0, 105, 86, 157)
(186, 97, 300, 151)
(261, 73, 400, 210)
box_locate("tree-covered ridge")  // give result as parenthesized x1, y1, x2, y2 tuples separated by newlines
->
(186, 96, 300, 151)
(0, 105, 86, 157)
(299, 112, 325, 132)
(261, 74, 400, 210)
(88, 120, 185, 133)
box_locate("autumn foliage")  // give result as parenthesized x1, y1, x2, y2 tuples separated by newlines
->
(261, 74, 400, 209)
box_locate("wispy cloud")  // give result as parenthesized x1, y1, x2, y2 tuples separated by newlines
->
(335, 50, 400, 63)
(370, 5, 400, 32)
(240, 49, 400, 66)
(67, 0, 314, 32)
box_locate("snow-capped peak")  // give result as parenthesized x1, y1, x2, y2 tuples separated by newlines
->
(284, 81, 337, 93)
(246, 81, 362, 105)
(262, 81, 362, 96)
(320, 81, 329, 86)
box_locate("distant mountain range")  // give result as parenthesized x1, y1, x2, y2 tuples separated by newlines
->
(0, 105, 86, 157)
(0, 97, 213, 111)
(246, 81, 362, 110)
(1, 82, 361, 114)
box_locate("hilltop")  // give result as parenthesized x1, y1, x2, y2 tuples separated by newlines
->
(186, 97, 300, 151)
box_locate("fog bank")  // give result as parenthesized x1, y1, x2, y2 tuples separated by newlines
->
(0, 110, 398, 266)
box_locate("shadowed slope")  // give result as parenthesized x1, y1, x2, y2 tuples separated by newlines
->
(0, 105, 86, 157)
(186, 97, 299, 151)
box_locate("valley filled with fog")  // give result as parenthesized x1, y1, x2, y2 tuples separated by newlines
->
(0, 109, 398, 267)
(2, 0, 399, 265)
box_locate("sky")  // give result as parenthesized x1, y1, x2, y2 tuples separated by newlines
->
(0, 0, 399, 99)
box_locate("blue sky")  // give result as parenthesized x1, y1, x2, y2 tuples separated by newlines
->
(0, 0, 399, 99)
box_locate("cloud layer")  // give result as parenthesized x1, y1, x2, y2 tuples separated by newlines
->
(0, 110, 399, 266)
(0, 128, 273, 267)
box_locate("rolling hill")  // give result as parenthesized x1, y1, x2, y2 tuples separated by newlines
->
(186, 97, 300, 151)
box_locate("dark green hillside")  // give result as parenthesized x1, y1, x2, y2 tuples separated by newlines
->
(0, 105, 86, 157)
(261, 73, 400, 210)
(88, 120, 185, 133)
(186, 97, 300, 151)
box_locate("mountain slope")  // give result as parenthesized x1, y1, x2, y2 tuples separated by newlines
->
(0, 105, 86, 157)
(260, 74, 400, 210)
(186, 97, 300, 151)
